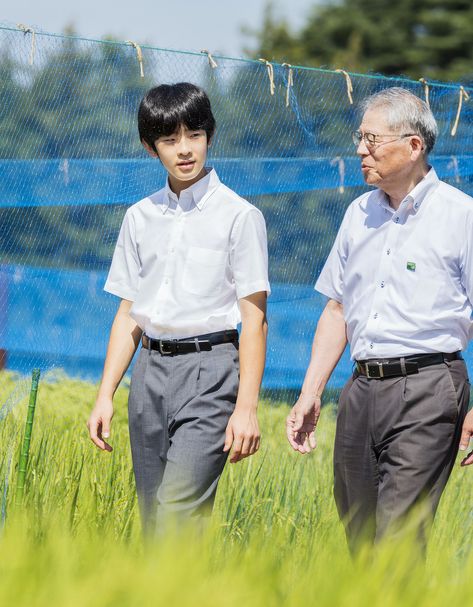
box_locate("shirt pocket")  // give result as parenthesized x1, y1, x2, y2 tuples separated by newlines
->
(411, 277, 442, 313)
(395, 256, 443, 315)
(183, 246, 228, 297)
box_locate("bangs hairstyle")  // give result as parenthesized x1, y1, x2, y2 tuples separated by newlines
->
(138, 82, 216, 150)
(360, 87, 438, 154)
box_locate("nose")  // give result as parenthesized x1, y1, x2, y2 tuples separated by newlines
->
(177, 135, 191, 156)
(356, 138, 369, 156)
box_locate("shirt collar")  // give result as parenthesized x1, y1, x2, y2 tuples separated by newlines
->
(403, 166, 439, 213)
(161, 167, 220, 214)
(376, 166, 440, 215)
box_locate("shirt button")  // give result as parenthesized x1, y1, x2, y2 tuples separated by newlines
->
(380, 281, 385, 288)
(394, 217, 400, 223)
(374, 313, 378, 319)
(370, 343, 374, 349)
(386, 249, 391, 255)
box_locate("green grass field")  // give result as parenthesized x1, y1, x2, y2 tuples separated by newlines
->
(1, 370, 473, 607)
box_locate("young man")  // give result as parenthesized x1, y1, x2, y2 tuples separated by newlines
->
(87, 83, 270, 534)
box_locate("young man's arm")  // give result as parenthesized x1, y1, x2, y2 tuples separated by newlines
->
(286, 299, 347, 454)
(224, 291, 268, 463)
(87, 299, 142, 451)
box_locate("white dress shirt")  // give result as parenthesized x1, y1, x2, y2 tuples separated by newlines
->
(315, 168, 473, 360)
(104, 168, 270, 339)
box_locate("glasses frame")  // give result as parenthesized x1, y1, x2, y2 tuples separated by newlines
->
(352, 130, 418, 148)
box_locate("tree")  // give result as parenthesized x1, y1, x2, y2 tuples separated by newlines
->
(246, 0, 473, 81)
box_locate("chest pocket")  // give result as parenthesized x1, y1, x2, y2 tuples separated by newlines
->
(411, 276, 442, 313)
(183, 246, 228, 297)
(396, 256, 445, 315)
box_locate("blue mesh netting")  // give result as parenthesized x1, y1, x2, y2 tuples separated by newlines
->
(1, 25, 473, 409)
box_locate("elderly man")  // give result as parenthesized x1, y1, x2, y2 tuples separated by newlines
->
(286, 87, 473, 551)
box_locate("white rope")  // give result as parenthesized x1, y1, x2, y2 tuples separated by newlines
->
(330, 157, 345, 194)
(258, 58, 275, 96)
(335, 69, 353, 105)
(418, 78, 430, 108)
(451, 86, 469, 137)
(447, 155, 461, 184)
(17, 23, 36, 66)
(282, 63, 294, 108)
(126, 40, 144, 78)
(201, 49, 218, 69)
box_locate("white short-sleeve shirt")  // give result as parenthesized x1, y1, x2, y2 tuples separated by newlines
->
(104, 168, 270, 339)
(315, 168, 473, 360)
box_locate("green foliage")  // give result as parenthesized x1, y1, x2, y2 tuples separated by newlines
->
(248, 0, 473, 80)
(1, 372, 473, 606)
(0, 34, 151, 160)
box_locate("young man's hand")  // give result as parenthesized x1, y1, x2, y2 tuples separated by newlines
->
(460, 408, 473, 466)
(286, 393, 321, 454)
(87, 396, 114, 452)
(223, 408, 260, 463)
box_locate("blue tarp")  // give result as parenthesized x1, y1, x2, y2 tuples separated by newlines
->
(1, 264, 472, 389)
(1, 155, 472, 207)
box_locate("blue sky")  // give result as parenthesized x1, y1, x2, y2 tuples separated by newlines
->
(2, 0, 319, 58)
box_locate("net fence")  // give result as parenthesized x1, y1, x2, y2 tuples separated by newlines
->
(1, 24, 473, 412)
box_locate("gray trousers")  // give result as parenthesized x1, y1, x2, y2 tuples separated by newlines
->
(334, 358, 470, 552)
(128, 342, 239, 534)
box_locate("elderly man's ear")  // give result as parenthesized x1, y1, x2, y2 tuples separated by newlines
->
(410, 135, 425, 159)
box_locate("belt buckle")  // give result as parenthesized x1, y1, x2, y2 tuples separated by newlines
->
(158, 340, 174, 356)
(365, 362, 384, 379)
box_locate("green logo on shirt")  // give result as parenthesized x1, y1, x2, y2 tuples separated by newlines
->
(406, 261, 416, 272)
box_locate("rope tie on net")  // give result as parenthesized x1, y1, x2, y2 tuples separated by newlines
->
(17, 23, 36, 65)
(447, 155, 461, 184)
(418, 78, 430, 108)
(330, 157, 346, 194)
(201, 49, 218, 69)
(126, 40, 144, 78)
(451, 86, 469, 137)
(258, 58, 275, 96)
(282, 63, 294, 107)
(335, 69, 353, 105)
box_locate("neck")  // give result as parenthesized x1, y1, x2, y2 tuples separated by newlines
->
(168, 167, 208, 198)
(384, 163, 429, 210)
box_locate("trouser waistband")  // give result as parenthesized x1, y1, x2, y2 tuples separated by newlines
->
(142, 329, 238, 356)
(355, 351, 462, 379)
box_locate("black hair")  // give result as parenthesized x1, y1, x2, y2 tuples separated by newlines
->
(138, 82, 216, 151)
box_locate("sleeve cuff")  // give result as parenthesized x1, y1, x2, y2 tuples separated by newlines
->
(314, 280, 342, 303)
(236, 280, 271, 300)
(103, 281, 136, 302)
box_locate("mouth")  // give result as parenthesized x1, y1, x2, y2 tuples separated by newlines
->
(177, 160, 195, 169)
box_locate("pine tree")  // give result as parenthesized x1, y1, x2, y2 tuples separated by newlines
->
(247, 0, 473, 81)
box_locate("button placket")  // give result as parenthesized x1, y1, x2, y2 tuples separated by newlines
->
(156, 214, 185, 318)
(363, 217, 401, 352)
(164, 215, 184, 279)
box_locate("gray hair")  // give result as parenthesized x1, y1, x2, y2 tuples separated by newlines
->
(360, 87, 438, 154)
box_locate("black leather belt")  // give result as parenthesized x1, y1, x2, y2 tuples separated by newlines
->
(355, 351, 462, 379)
(142, 329, 238, 356)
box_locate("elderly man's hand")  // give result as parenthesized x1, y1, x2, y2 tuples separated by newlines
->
(286, 393, 321, 454)
(459, 409, 473, 466)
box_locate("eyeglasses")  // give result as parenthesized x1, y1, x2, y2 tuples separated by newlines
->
(352, 130, 417, 148)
